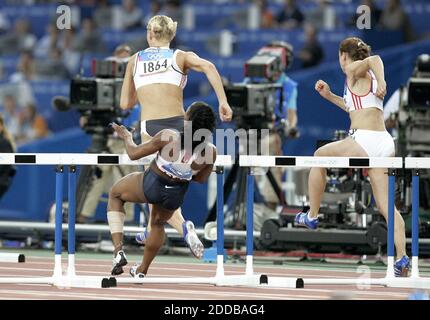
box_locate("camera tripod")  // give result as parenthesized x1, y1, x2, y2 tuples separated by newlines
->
(76, 131, 148, 223)
(205, 127, 287, 229)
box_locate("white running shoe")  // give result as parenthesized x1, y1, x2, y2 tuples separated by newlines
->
(111, 250, 127, 276)
(182, 220, 204, 259)
(129, 264, 146, 278)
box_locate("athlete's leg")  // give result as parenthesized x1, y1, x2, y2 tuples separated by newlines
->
(107, 172, 146, 255)
(368, 167, 406, 259)
(135, 205, 174, 275)
(308, 137, 368, 218)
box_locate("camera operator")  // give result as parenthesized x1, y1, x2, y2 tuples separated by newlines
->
(384, 54, 430, 143)
(244, 41, 299, 209)
(77, 44, 140, 224)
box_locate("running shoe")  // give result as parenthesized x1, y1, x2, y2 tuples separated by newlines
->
(182, 220, 204, 259)
(111, 250, 127, 276)
(294, 211, 319, 230)
(394, 255, 410, 277)
(129, 264, 146, 278)
(135, 229, 149, 245)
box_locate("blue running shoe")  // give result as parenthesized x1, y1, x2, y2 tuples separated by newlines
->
(182, 220, 204, 259)
(294, 211, 319, 230)
(135, 229, 149, 245)
(394, 256, 410, 277)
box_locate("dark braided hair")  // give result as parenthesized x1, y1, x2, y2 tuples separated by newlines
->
(182, 101, 216, 152)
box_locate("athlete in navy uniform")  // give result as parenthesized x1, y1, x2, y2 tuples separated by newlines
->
(108, 102, 217, 277)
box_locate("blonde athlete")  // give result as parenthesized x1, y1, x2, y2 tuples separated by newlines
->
(108, 15, 232, 274)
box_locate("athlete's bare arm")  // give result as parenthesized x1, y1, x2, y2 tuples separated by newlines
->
(345, 55, 386, 99)
(119, 54, 138, 110)
(315, 80, 348, 112)
(192, 148, 217, 183)
(179, 51, 233, 122)
(112, 123, 167, 160)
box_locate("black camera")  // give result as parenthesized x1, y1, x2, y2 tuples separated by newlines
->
(70, 59, 127, 111)
(398, 54, 430, 155)
(244, 41, 293, 81)
(68, 58, 129, 135)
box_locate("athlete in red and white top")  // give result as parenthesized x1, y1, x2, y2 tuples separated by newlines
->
(295, 37, 410, 277)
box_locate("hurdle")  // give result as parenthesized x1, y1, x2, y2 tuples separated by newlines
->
(0, 152, 156, 288)
(114, 155, 263, 287)
(0, 153, 261, 288)
(239, 155, 430, 289)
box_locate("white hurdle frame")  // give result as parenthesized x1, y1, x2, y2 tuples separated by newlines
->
(0, 153, 157, 288)
(0, 153, 263, 288)
(239, 155, 430, 289)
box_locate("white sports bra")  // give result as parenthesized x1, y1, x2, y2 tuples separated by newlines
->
(343, 70, 383, 113)
(133, 47, 187, 90)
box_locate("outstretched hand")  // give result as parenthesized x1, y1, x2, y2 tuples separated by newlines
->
(110, 123, 133, 141)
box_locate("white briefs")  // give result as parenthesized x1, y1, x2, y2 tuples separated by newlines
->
(349, 129, 395, 157)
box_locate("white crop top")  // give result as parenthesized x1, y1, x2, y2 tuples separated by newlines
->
(133, 47, 187, 90)
(155, 143, 216, 181)
(343, 70, 383, 112)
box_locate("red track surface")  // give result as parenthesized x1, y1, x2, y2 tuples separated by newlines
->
(0, 256, 419, 300)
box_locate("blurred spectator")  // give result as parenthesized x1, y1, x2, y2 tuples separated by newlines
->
(0, 11, 10, 34)
(276, 0, 304, 29)
(379, 0, 415, 42)
(34, 22, 60, 58)
(94, 0, 113, 29)
(36, 47, 70, 80)
(348, 0, 381, 29)
(16, 103, 49, 144)
(59, 28, 81, 75)
(1, 95, 21, 140)
(0, 19, 37, 54)
(0, 113, 16, 200)
(143, 1, 165, 26)
(112, 0, 143, 31)
(256, 0, 275, 29)
(110, 44, 133, 60)
(298, 24, 324, 68)
(164, 0, 183, 25)
(10, 51, 37, 82)
(306, 0, 337, 30)
(75, 18, 106, 53)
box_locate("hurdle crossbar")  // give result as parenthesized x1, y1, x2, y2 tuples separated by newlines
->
(239, 155, 430, 289)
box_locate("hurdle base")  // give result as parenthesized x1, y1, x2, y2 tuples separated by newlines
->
(215, 274, 262, 287)
(113, 274, 262, 287)
(115, 276, 217, 285)
(258, 276, 305, 288)
(385, 276, 430, 289)
(52, 275, 113, 288)
(0, 253, 25, 263)
(0, 277, 54, 284)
